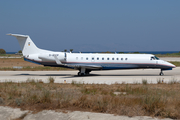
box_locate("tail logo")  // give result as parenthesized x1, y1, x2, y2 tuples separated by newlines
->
(28, 42, 30, 46)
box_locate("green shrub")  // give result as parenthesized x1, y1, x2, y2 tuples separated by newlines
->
(0, 49, 6, 54)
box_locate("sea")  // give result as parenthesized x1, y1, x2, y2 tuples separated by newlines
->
(6, 51, 180, 55)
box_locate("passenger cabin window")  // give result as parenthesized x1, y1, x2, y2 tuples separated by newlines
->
(125, 58, 128, 60)
(102, 58, 104, 60)
(92, 57, 94, 60)
(121, 58, 123, 60)
(86, 57, 88, 60)
(97, 57, 99, 60)
(112, 58, 114, 60)
(107, 58, 109, 60)
(117, 58, 119, 60)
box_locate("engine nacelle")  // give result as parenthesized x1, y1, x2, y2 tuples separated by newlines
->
(38, 52, 65, 62)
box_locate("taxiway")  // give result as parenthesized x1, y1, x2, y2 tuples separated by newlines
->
(0, 67, 180, 84)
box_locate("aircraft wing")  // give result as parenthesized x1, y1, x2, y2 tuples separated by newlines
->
(65, 64, 102, 70)
(54, 55, 102, 70)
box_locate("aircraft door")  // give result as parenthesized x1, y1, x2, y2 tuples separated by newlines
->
(64, 53, 67, 61)
(156, 60, 158, 65)
(150, 56, 157, 66)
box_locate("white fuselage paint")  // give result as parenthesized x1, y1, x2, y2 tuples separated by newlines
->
(25, 52, 175, 71)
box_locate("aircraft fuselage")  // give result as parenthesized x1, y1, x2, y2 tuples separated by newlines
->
(7, 33, 176, 76)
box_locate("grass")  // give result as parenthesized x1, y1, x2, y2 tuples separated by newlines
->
(0, 79, 180, 119)
(142, 79, 148, 85)
(168, 77, 179, 84)
(0, 66, 71, 71)
(0, 58, 71, 71)
(169, 61, 180, 67)
(0, 54, 22, 57)
(155, 52, 180, 57)
(48, 76, 55, 83)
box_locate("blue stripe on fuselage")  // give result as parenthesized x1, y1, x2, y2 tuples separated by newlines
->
(161, 68, 172, 71)
(24, 58, 41, 65)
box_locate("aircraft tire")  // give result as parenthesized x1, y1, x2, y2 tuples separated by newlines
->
(159, 71, 164, 76)
(85, 72, 89, 75)
(78, 72, 81, 76)
(78, 72, 85, 76)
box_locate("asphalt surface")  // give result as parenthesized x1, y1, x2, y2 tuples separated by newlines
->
(0, 67, 179, 84)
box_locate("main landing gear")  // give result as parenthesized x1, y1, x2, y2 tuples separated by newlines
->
(77, 68, 91, 76)
(78, 72, 85, 76)
(159, 70, 164, 76)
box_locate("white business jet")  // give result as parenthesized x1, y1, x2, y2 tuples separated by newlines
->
(7, 34, 176, 76)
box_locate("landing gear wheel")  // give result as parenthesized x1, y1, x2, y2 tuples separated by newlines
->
(85, 72, 89, 75)
(85, 70, 91, 75)
(78, 72, 81, 76)
(159, 71, 164, 76)
(78, 72, 85, 76)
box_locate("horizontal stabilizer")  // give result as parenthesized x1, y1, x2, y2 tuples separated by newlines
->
(7, 33, 29, 38)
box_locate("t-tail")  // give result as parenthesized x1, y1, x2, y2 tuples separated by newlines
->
(7, 33, 64, 65)
(7, 34, 41, 56)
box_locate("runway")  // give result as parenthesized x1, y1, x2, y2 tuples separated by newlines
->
(0, 67, 179, 84)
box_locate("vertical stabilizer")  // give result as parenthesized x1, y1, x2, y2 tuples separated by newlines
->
(7, 34, 40, 55)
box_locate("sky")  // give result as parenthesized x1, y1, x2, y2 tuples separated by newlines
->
(0, 0, 180, 52)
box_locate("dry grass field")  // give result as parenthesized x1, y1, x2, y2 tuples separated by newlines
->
(0, 58, 42, 68)
(0, 58, 70, 70)
(0, 79, 180, 119)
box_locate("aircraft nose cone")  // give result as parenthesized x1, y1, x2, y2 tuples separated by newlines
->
(167, 62, 176, 68)
(160, 60, 176, 68)
(172, 64, 176, 68)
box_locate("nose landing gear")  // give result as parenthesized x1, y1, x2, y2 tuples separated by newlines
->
(159, 70, 164, 76)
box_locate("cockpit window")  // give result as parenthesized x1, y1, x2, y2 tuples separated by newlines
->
(151, 57, 155, 60)
(154, 56, 159, 60)
(151, 56, 159, 60)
